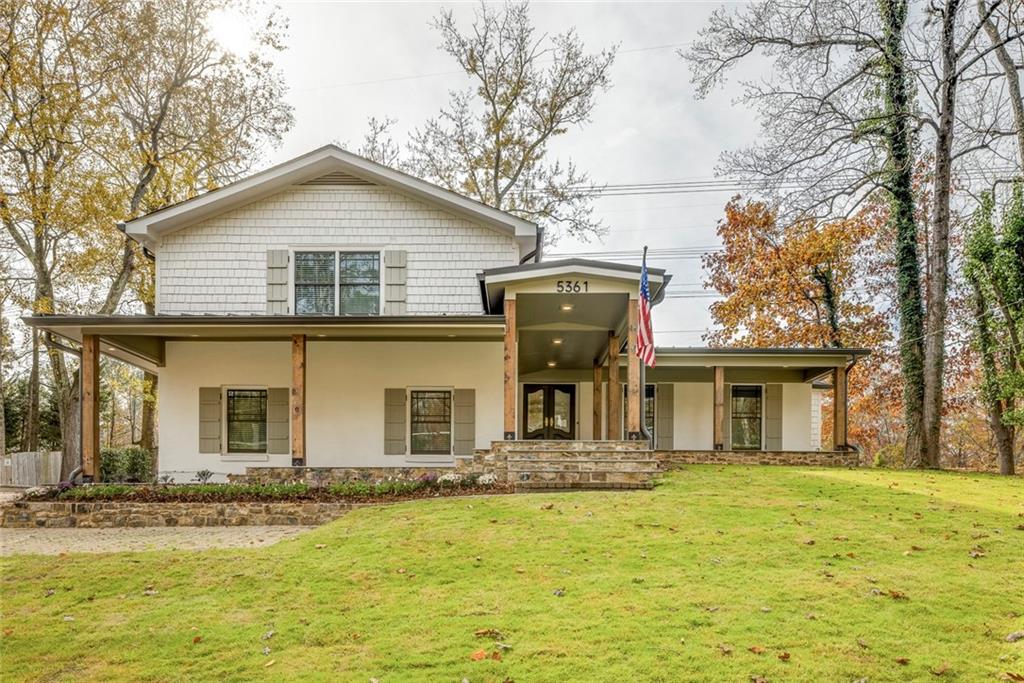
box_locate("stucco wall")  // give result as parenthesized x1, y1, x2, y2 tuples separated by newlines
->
(159, 340, 504, 480)
(155, 185, 520, 315)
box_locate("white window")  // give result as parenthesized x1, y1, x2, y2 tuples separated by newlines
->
(292, 249, 382, 315)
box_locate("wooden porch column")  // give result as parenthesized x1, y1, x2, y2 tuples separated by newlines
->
(626, 299, 641, 439)
(713, 366, 725, 450)
(291, 334, 306, 465)
(833, 364, 848, 450)
(607, 332, 621, 439)
(81, 334, 100, 480)
(592, 363, 602, 440)
(503, 298, 517, 439)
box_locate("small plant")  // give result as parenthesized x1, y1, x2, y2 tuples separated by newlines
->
(99, 446, 152, 483)
(193, 469, 214, 484)
(159, 474, 175, 485)
(437, 472, 463, 487)
(477, 472, 498, 486)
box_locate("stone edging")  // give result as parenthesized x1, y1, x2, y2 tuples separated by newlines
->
(0, 500, 361, 529)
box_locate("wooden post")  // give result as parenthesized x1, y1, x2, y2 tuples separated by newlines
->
(713, 366, 725, 450)
(626, 299, 641, 439)
(81, 334, 100, 480)
(833, 365, 848, 450)
(503, 298, 517, 439)
(592, 363, 602, 440)
(607, 332, 621, 440)
(291, 334, 306, 465)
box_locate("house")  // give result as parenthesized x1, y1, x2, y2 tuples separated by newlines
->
(26, 145, 868, 483)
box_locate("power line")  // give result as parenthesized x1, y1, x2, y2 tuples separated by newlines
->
(293, 41, 692, 92)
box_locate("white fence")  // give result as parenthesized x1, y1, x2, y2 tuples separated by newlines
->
(1, 451, 63, 487)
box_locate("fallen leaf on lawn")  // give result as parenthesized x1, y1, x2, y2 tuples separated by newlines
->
(751, 677, 768, 683)
(911, 545, 925, 551)
(495, 641, 513, 650)
(856, 638, 870, 649)
(552, 588, 565, 597)
(748, 645, 766, 655)
(262, 630, 275, 640)
(314, 544, 326, 549)
(541, 503, 554, 510)
(1007, 631, 1024, 643)
(1000, 673, 1024, 682)
(491, 651, 502, 661)
(474, 628, 502, 639)
(803, 539, 816, 545)
(896, 657, 910, 665)
(514, 567, 526, 574)
(888, 590, 909, 600)
(930, 662, 951, 676)
(2, 629, 12, 637)
(806, 613, 818, 620)
(717, 643, 733, 655)
(396, 568, 406, 574)
(192, 636, 202, 644)
(264, 660, 275, 668)
(1015, 524, 1024, 531)
(833, 536, 849, 541)
(470, 649, 488, 661)
(969, 546, 986, 558)
(778, 651, 791, 661)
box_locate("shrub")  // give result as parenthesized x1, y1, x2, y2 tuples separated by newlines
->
(99, 446, 152, 482)
(873, 443, 903, 468)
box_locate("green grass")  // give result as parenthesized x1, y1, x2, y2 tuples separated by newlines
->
(2, 466, 1022, 682)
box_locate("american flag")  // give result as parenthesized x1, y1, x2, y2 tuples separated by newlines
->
(637, 246, 656, 367)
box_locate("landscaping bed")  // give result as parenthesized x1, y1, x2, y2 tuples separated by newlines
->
(27, 476, 510, 505)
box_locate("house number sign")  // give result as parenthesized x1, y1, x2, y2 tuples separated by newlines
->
(555, 280, 589, 293)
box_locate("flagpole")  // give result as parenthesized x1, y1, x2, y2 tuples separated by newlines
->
(639, 245, 650, 445)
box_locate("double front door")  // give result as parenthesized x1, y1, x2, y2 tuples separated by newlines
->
(522, 384, 576, 440)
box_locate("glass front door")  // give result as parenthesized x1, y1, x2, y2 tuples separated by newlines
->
(522, 384, 576, 439)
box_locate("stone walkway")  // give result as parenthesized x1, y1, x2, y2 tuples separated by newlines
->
(0, 525, 316, 556)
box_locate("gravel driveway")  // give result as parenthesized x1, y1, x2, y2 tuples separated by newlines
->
(0, 525, 316, 556)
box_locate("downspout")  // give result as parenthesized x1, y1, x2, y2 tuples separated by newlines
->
(519, 227, 544, 264)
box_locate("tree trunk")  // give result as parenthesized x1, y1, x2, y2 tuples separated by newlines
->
(979, 0, 1024, 166)
(140, 300, 157, 473)
(879, 0, 927, 468)
(922, 0, 962, 469)
(989, 398, 1016, 475)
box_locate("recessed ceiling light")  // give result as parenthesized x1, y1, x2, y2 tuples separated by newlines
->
(188, 334, 200, 338)
(547, 360, 557, 368)
(316, 333, 326, 338)
(552, 338, 563, 345)
(560, 303, 574, 312)
(447, 334, 456, 338)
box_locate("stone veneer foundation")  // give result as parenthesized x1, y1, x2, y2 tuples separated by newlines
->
(1, 500, 358, 529)
(656, 450, 860, 467)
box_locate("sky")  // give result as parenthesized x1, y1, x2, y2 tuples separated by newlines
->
(211, 0, 764, 346)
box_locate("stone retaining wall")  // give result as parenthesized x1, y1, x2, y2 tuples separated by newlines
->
(228, 466, 451, 486)
(1, 500, 356, 529)
(656, 450, 860, 468)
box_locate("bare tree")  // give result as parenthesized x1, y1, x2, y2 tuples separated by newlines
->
(406, 1, 616, 243)
(683, 0, 928, 465)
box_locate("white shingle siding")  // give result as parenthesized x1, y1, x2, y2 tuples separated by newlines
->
(155, 186, 520, 314)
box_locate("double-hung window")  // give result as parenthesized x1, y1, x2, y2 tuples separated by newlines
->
(731, 385, 763, 450)
(294, 250, 380, 315)
(226, 389, 268, 454)
(409, 390, 452, 455)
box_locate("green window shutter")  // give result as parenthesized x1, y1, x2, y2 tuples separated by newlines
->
(453, 389, 475, 456)
(266, 250, 289, 314)
(267, 388, 290, 454)
(384, 388, 407, 455)
(765, 383, 783, 451)
(722, 383, 732, 450)
(655, 384, 674, 450)
(383, 250, 407, 315)
(199, 387, 222, 453)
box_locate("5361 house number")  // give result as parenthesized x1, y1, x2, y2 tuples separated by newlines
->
(555, 280, 589, 293)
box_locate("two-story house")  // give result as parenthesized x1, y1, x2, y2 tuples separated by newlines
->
(27, 146, 867, 482)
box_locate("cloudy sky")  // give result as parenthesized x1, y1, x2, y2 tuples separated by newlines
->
(214, 1, 764, 345)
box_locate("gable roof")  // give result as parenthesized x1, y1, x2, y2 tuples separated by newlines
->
(123, 144, 538, 251)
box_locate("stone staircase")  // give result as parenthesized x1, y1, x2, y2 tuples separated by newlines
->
(458, 440, 659, 491)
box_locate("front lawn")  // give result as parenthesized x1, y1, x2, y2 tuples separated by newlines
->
(1, 467, 1021, 682)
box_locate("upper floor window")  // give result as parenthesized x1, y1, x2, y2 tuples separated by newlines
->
(294, 250, 380, 315)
